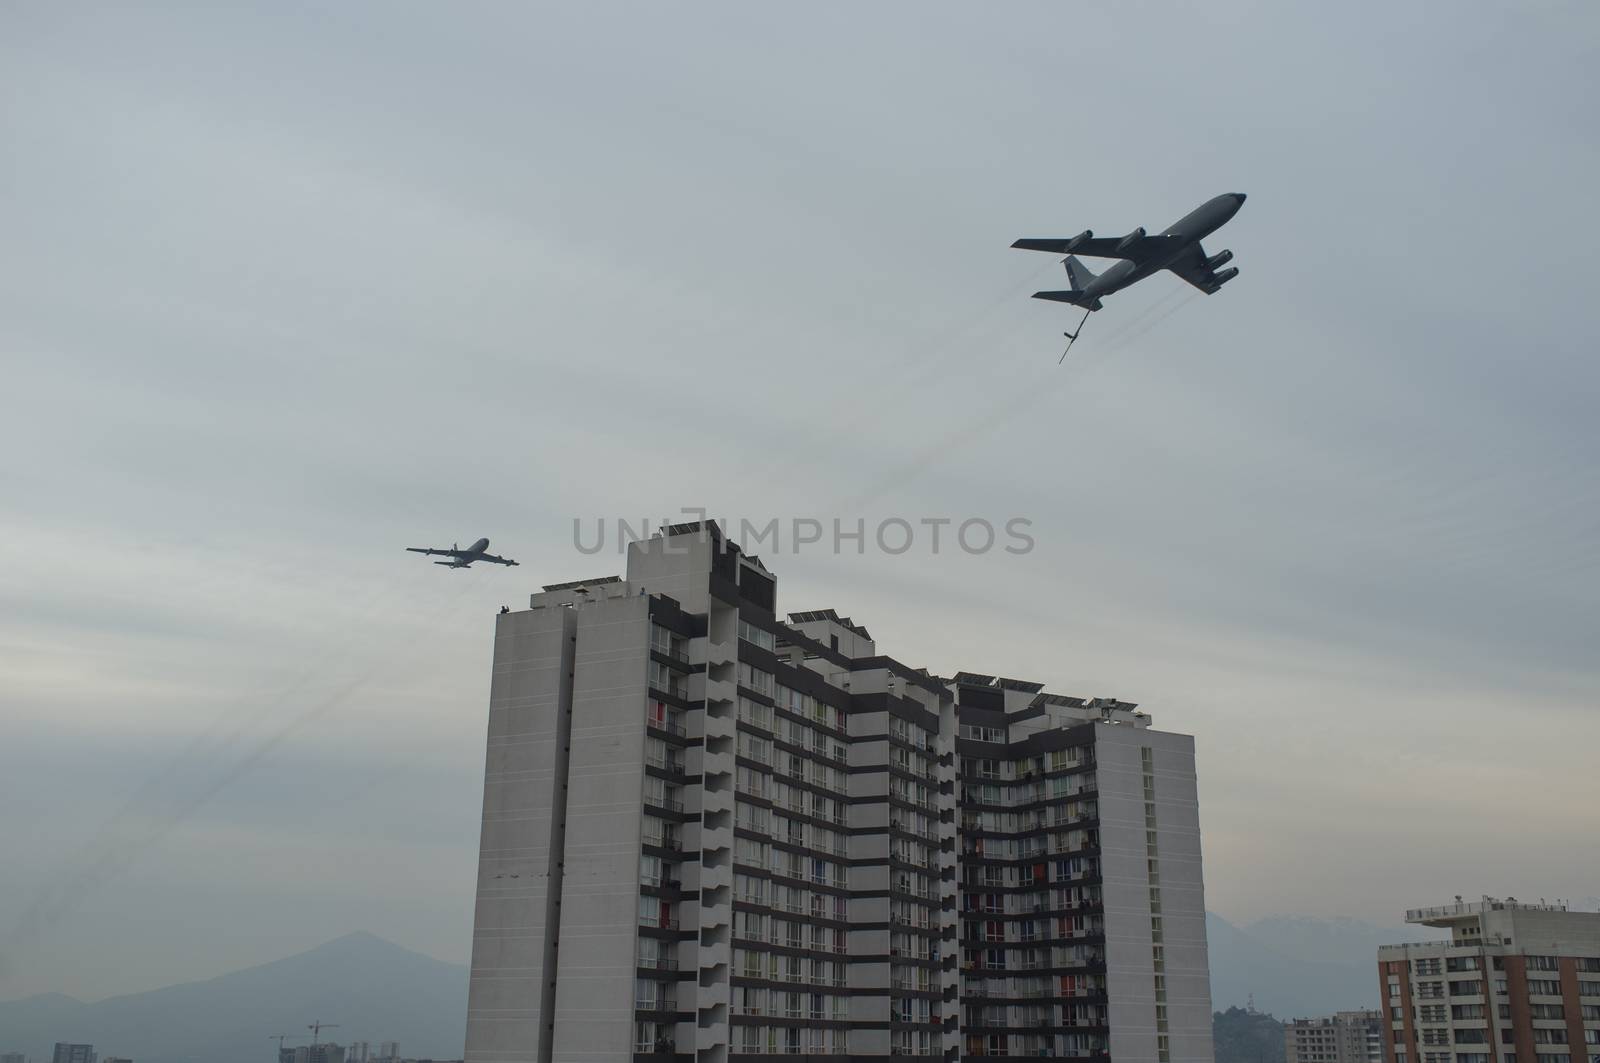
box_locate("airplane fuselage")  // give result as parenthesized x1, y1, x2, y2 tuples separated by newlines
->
(1080, 193, 1245, 304)
(406, 535, 518, 569)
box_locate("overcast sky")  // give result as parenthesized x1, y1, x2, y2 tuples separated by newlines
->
(3, 1, 1597, 1002)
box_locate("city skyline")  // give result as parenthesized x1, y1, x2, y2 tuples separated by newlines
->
(3, 0, 1598, 1008)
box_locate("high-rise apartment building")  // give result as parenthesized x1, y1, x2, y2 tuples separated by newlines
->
(3, 1053, 30, 1063)
(952, 675, 1212, 1063)
(1377, 898, 1600, 1063)
(1285, 1011, 1384, 1063)
(51, 1046, 94, 1063)
(464, 522, 1212, 1063)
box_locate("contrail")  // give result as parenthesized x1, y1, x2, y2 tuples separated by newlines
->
(732, 258, 1062, 487)
(836, 291, 1205, 511)
(41, 581, 410, 879)
(0, 583, 478, 966)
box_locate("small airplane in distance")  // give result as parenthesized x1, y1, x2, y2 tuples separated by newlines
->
(1013, 192, 1246, 357)
(406, 537, 519, 569)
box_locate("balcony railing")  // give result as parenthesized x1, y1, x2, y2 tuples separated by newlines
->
(646, 717, 687, 738)
(644, 755, 686, 775)
(637, 956, 679, 970)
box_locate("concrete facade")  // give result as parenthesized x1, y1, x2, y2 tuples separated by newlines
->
(953, 678, 1212, 1063)
(1285, 1011, 1383, 1063)
(1376, 898, 1600, 1063)
(464, 523, 1213, 1063)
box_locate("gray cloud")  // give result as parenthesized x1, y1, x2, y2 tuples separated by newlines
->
(3, 0, 1597, 999)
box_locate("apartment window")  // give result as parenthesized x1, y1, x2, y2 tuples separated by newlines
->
(634, 977, 675, 1012)
(634, 1021, 673, 1055)
(1525, 955, 1559, 972)
(737, 619, 775, 650)
(640, 853, 678, 888)
(637, 895, 673, 929)
(646, 660, 684, 698)
(738, 697, 773, 731)
(650, 625, 686, 661)
(738, 732, 772, 765)
(1527, 979, 1561, 996)
(636, 937, 675, 970)
(737, 662, 774, 695)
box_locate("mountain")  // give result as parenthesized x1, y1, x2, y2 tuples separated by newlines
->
(1207, 912, 1445, 1018)
(0, 933, 467, 1063)
(1, 914, 1439, 1061)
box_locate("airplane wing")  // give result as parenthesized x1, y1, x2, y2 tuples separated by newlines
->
(480, 554, 519, 567)
(1012, 234, 1179, 262)
(1165, 243, 1221, 291)
(407, 546, 468, 558)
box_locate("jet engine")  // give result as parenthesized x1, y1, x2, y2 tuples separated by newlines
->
(1066, 230, 1094, 252)
(1212, 267, 1240, 287)
(1115, 227, 1146, 252)
(1204, 249, 1233, 271)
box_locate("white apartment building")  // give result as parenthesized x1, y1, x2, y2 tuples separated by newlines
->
(463, 522, 1213, 1063)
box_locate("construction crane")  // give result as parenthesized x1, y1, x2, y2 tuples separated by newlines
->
(308, 1022, 339, 1047)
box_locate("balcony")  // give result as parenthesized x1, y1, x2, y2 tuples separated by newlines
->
(637, 956, 679, 971)
(644, 755, 687, 776)
(651, 642, 690, 664)
(646, 717, 687, 738)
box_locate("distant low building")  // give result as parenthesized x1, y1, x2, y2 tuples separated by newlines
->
(281, 1047, 344, 1063)
(101, 1057, 132, 1063)
(3, 1052, 29, 1063)
(1285, 1010, 1383, 1063)
(51, 1045, 94, 1063)
(1377, 896, 1600, 1063)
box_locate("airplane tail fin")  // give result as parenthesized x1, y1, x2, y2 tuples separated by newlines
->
(1062, 256, 1099, 290)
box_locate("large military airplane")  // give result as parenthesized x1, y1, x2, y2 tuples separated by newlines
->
(1013, 193, 1246, 334)
(405, 537, 519, 569)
